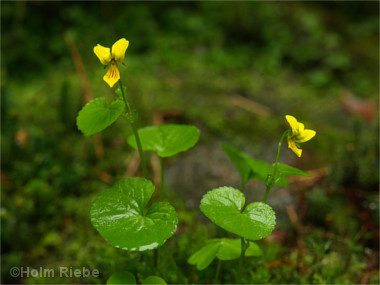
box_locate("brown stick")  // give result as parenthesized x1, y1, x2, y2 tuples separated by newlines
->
(63, 32, 92, 104)
(230, 94, 272, 117)
(63, 32, 104, 159)
(124, 150, 141, 178)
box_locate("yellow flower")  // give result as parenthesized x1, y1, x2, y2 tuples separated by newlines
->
(285, 115, 316, 157)
(94, 38, 129, 87)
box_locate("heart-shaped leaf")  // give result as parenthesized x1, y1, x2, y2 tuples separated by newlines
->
(77, 98, 125, 136)
(107, 271, 136, 285)
(200, 187, 276, 240)
(127, 124, 200, 157)
(142, 276, 167, 285)
(188, 238, 261, 270)
(90, 178, 178, 251)
(222, 143, 288, 186)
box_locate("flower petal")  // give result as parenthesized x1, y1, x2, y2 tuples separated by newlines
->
(288, 139, 302, 157)
(297, 122, 305, 133)
(94, 44, 112, 65)
(103, 64, 120, 88)
(285, 115, 298, 133)
(111, 38, 129, 63)
(296, 129, 316, 143)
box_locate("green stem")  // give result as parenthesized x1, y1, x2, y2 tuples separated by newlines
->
(214, 259, 222, 284)
(160, 156, 164, 194)
(131, 123, 149, 179)
(154, 248, 158, 269)
(118, 80, 149, 179)
(237, 237, 247, 283)
(237, 177, 248, 283)
(272, 131, 289, 182)
(262, 130, 289, 203)
(261, 185, 271, 204)
(118, 80, 132, 114)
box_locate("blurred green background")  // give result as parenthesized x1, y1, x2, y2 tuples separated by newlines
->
(1, 1, 379, 284)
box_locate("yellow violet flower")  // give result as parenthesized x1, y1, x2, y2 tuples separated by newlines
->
(94, 38, 129, 87)
(285, 115, 316, 157)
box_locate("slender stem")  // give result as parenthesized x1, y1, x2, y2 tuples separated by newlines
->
(262, 130, 290, 203)
(238, 177, 247, 283)
(237, 237, 247, 283)
(118, 80, 132, 114)
(214, 259, 222, 284)
(153, 160, 163, 269)
(131, 123, 149, 179)
(261, 185, 271, 203)
(237, 177, 248, 283)
(154, 248, 158, 269)
(118, 80, 149, 179)
(160, 156, 164, 193)
(272, 131, 289, 182)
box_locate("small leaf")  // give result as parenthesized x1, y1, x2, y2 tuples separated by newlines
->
(77, 98, 125, 136)
(142, 276, 167, 285)
(245, 241, 262, 257)
(216, 238, 261, 260)
(128, 124, 200, 157)
(90, 178, 178, 251)
(107, 271, 136, 285)
(222, 143, 288, 186)
(188, 238, 261, 270)
(200, 187, 276, 240)
(276, 163, 312, 177)
(188, 241, 220, 270)
(245, 158, 276, 182)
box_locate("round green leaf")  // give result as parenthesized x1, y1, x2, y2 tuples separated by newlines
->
(142, 276, 167, 285)
(90, 178, 178, 251)
(127, 124, 200, 157)
(200, 187, 276, 240)
(107, 271, 136, 285)
(77, 98, 125, 136)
